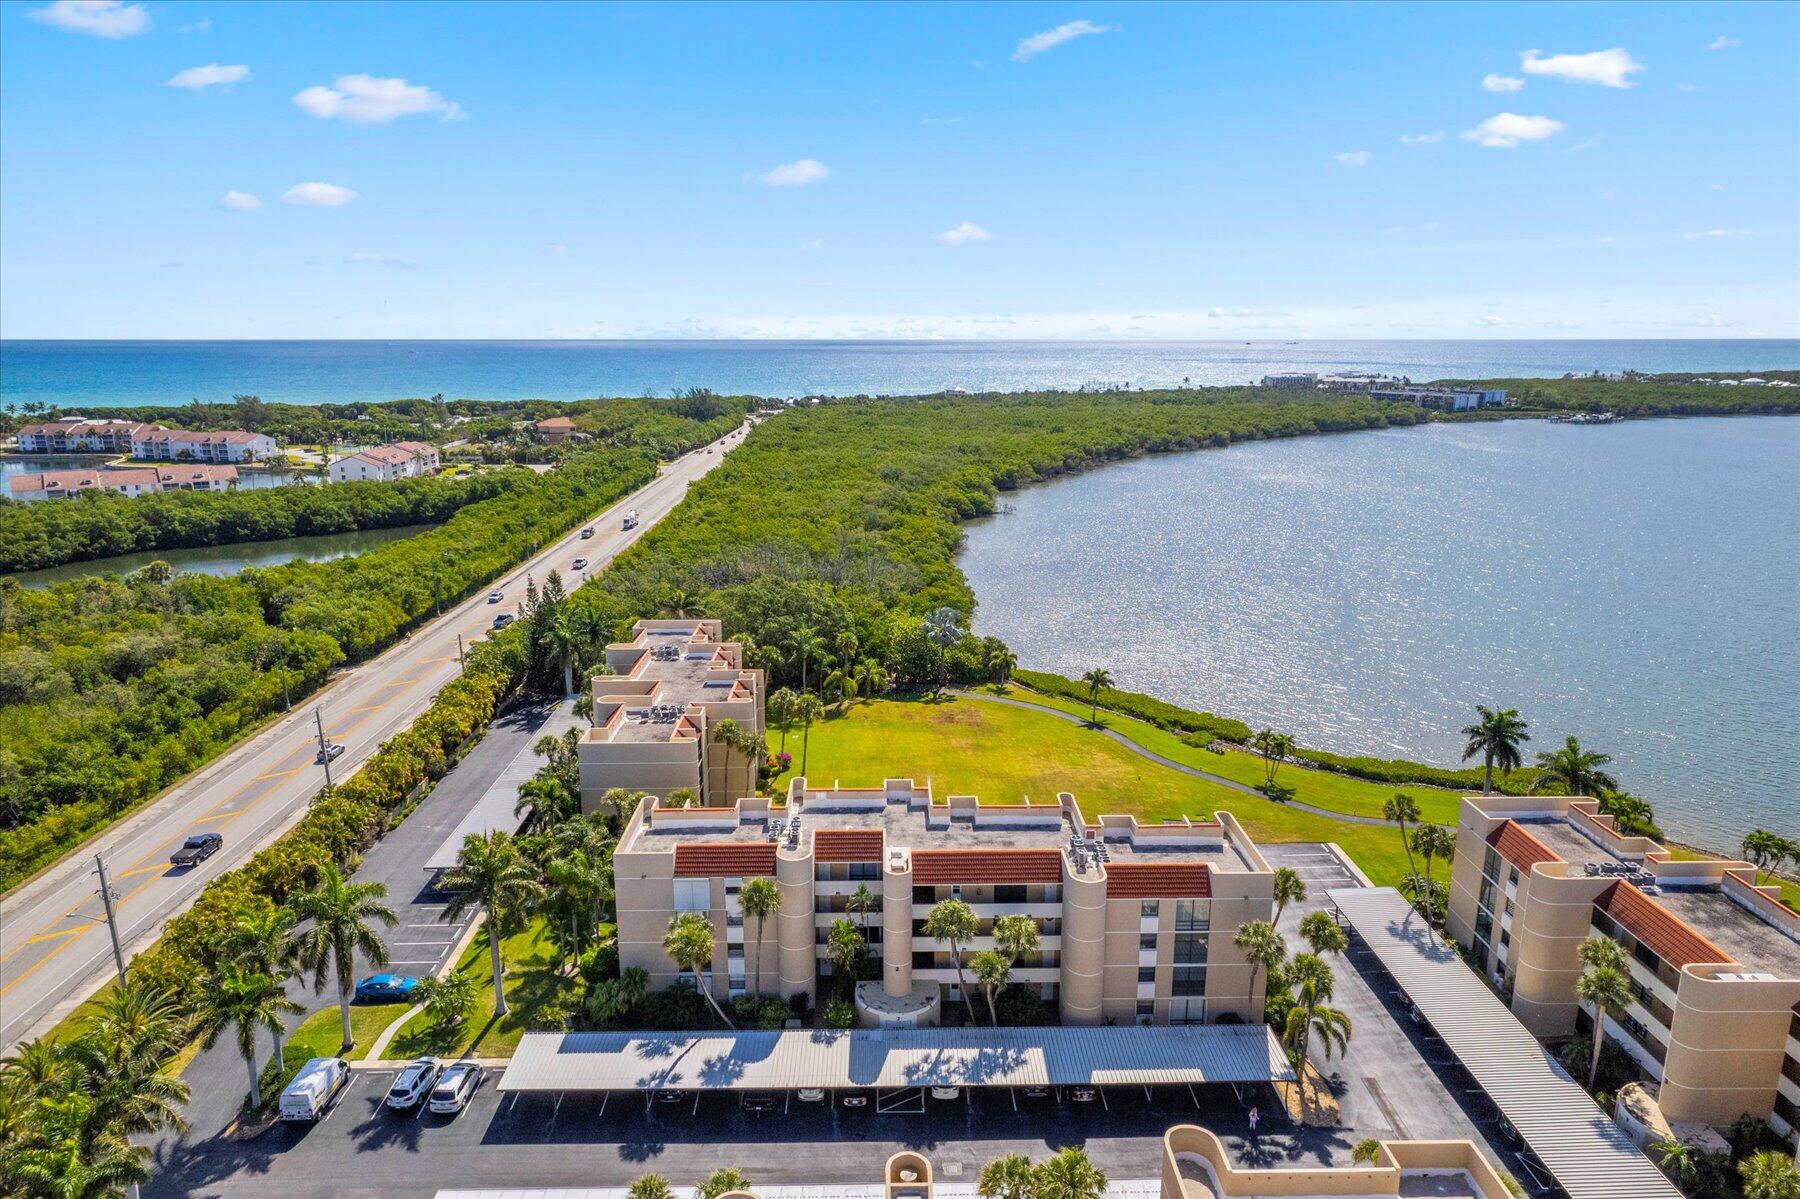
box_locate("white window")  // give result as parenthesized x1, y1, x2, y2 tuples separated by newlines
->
(673, 878, 709, 912)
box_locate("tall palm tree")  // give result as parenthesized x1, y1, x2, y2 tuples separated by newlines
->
(790, 627, 827, 694)
(1251, 729, 1295, 790)
(1031, 1146, 1108, 1199)
(737, 877, 781, 997)
(663, 912, 734, 1028)
(1234, 920, 1287, 1009)
(986, 646, 1018, 690)
(794, 692, 825, 776)
(7, 1093, 149, 1199)
(710, 717, 748, 800)
(847, 883, 879, 941)
(1576, 936, 1631, 1090)
(1411, 824, 1456, 890)
(195, 965, 303, 1107)
(1532, 736, 1618, 797)
(994, 914, 1039, 967)
(978, 1153, 1034, 1199)
(1741, 829, 1791, 885)
(1079, 668, 1113, 724)
(547, 607, 582, 696)
(1383, 793, 1422, 876)
(853, 658, 887, 703)
(698, 1167, 754, 1199)
(922, 898, 980, 1022)
(1459, 706, 1530, 795)
(922, 607, 963, 694)
(66, 981, 192, 1180)
(1298, 910, 1348, 957)
(1271, 867, 1306, 927)
(767, 688, 797, 754)
(225, 905, 300, 980)
(969, 951, 1011, 1026)
(287, 863, 399, 1048)
(1738, 1150, 1800, 1199)
(542, 849, 611, 963)
(1283, 963, 1351, 1123)
(826, 918, 867, 989)
(439, 831, 544, 1018)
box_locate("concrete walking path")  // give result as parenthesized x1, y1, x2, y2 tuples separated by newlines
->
(952, 689, 1391, 828)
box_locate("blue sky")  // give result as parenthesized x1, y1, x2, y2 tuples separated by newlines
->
(1, 0, 1795, 339)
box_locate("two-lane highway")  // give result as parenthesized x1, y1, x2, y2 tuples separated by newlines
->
(0, 423, 747, 1050)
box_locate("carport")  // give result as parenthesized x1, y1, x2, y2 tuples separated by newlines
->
(495, 1024, 1293, 1116)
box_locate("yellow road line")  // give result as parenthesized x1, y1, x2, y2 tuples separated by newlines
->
(254, 766, 304, 782)
(117, 863, 171, 880)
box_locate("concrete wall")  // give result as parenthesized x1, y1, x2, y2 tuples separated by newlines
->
(1660, 965, 1800, 1125)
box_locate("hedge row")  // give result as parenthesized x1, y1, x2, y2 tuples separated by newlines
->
(1012, 669, 1252, 743)
(1290, 745, 1538, 796)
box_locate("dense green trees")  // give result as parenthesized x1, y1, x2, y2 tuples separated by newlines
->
(1452, 375, 1800, 418)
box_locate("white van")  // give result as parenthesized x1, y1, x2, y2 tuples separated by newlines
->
(279, 1057, 349, 1123)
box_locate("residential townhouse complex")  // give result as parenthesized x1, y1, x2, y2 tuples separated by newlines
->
(129, 427, 279, 463)
(577, 620, 765, 810)
(15, 418, 157, 453)
(611, 774, 1276, 1028)
(327, 440, 441, 482)
(532, 415, 578, 442)
(6, 464, 238, 502)
(1447, 794, 1800, 1135)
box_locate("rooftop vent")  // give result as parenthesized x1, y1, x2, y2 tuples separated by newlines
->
(651, 644, 681, 662)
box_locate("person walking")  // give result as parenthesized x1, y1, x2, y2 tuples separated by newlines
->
(1248, 1105, 1260, 1136)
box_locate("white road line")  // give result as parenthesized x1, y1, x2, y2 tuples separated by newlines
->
(391, 940, 454, 947)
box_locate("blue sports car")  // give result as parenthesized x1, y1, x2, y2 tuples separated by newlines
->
(354, 974, 421, 1002)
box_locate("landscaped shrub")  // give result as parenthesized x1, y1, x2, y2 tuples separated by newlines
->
(823, 998, 856, 1029)
(1013, 668, 1252, 743)
(1289, 746, 1538, 796)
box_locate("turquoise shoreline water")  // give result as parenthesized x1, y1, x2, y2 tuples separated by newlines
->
(960, 415, 1799, 849)
(3, 338, 1795, 407)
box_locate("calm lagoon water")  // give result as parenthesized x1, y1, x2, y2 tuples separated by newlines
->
(9, 524, 433, 588)
(959, 416, 1799, 850)
(3, 338, 1796, 407)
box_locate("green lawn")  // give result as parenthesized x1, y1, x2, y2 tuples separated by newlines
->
(771, 695, 1419, 887)
(1001, 686, 1469, 825)
(280, 998, 411, 1075)
(385, 917, 583, 1060)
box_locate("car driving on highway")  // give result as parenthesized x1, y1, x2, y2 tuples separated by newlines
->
(487, 589, 504, 603)
(492, 612, 515, 629)
(169, 833, 222, 867)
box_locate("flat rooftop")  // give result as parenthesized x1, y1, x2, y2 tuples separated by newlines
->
(626, 794, 1252, 870)
(1515, 817, 1627, 869)
(1654, 888, 1800, 978)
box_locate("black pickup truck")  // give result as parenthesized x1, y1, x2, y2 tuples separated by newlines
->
(170, 833, 222, 867)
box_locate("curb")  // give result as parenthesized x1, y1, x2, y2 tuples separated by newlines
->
(363, 910, 489, 1062)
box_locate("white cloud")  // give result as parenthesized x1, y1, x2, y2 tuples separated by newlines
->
(934, 221, 992, 246)
(1461, 112, 1565, 148)
(1482, 73, 1525, 93)
(167, 64, 250, 90)
(282, 182, 359, 207)
(1692, 314, 1731, 327)
(1013, 19, 1114, 62)
(549, 243, 568, 255)
(219, 190, 261, 211)
(293, 75, 464, 123)
(1477, 315, 1506, 326)
(1520, 47, 1645, 89)
(1398, 131, 1444, 145)
(178, 16, 211, 33)
(754, 158, 829, 187)
(1706, 36, 1738, 51)
(1335, 150, 1371, 167)
(28, 0, 148, 37)
(1207, 307, 1229, 318)
(1682, 228, 1750, 240)
(1708, 182, 1725, 192)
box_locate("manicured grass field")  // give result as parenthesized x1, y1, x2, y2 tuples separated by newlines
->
(385, 917, 583, 1061)
(282, 998, 412, 1074)
(771, 695, 1419, 887)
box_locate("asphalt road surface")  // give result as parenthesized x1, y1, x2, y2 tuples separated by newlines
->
(0, 423, 747, 1051)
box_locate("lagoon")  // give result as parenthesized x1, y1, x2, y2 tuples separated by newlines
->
(959, 416, 1799, 849)
(10, 523, 434, 588)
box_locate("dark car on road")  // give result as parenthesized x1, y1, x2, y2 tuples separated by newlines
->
(169, 833, 222, 867)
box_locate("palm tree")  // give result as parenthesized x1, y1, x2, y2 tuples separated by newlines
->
(65, 981, 192, 1179)
(853, 658, 887, 703)
(1251, 729, 1295, 790)
(1079, 668, 1113, 724)
(847, 882, 879, 941)
(767, 687, 798, 754)
(1271, 866, 1306, 927)
(698, 1167, 754, 1199)
(969, 951, 1011, 1026)
(8, 1094, 149, 1199)
(1383, 793, 1422, 876)
(663, 912, 734, 1028)
(1283, 962, 1351, 1123)
(986, 646, 1017, 690)
(922, 898, 980, 1022)
(1233, 920, 1286, 1008)
(195, 965, 302, 1107)
(794, 692, 825, 776)
(438, 831, 543, 1018)
(1595, 788, 1658, 838)
(1739, 1150, 1800, 1199)
(287, 863, 399, 1047)
(1742, 829, 1791, 885)
(711, 717, 748, 799)
(922, 607, 963, 694)
(994, 913, 1039, 965)
(660, 587, 702, 620)
(1651, 1138, 1701, 1189)
(542, 849, 611, 962)
(1576, 936, 1631, 1090)
(1459, 706, 1530, 795)
(585, 967, 650, 1026)
(977, 1152, 1035, 1199)
(1532, 736, 1618, 797)
(1411, 824, 1456, 892)
(1298, 910, 1348, 957)
(790, 627, 827, 694)
(547, 607, 582, 696)
(737, 876, 781, 996)
(225, 905, 299, 980)
(826, 918, 867, 989)
(1031, 1146, 1108, 1199)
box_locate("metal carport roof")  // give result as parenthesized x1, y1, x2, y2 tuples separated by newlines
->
(497, 1024, 1293, 1094)
(1329, 886, 1681, 1199)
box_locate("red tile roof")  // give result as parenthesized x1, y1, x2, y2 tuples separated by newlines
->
(814, 829, 884, 863)
(673, 843, 776, 878)
(1596, 882, 1734, 968)
(1487, 821, 1562, 872)
(1103, 862, 1212, 900)
(536, 416, 576, 430)
(910, 849, 1063, 885)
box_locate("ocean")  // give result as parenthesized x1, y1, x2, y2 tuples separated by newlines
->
(2, 339, 1796, 408)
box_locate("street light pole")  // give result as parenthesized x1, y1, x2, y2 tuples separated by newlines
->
(93, 855, 127, 984)
(282, 669, 293, 712)
(314, 708, 334, 789)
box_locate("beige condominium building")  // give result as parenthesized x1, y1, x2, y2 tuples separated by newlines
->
(577, 620, 764, 811)
(1448, 794, 1800, 1134)
(612, 774, 1276, 1028)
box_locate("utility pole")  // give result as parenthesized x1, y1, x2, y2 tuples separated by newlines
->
(281, 669, 293, 712)
(93, 855, 127, 984)
(314, 708, 334, 789)
(456, 633, 466, 670)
